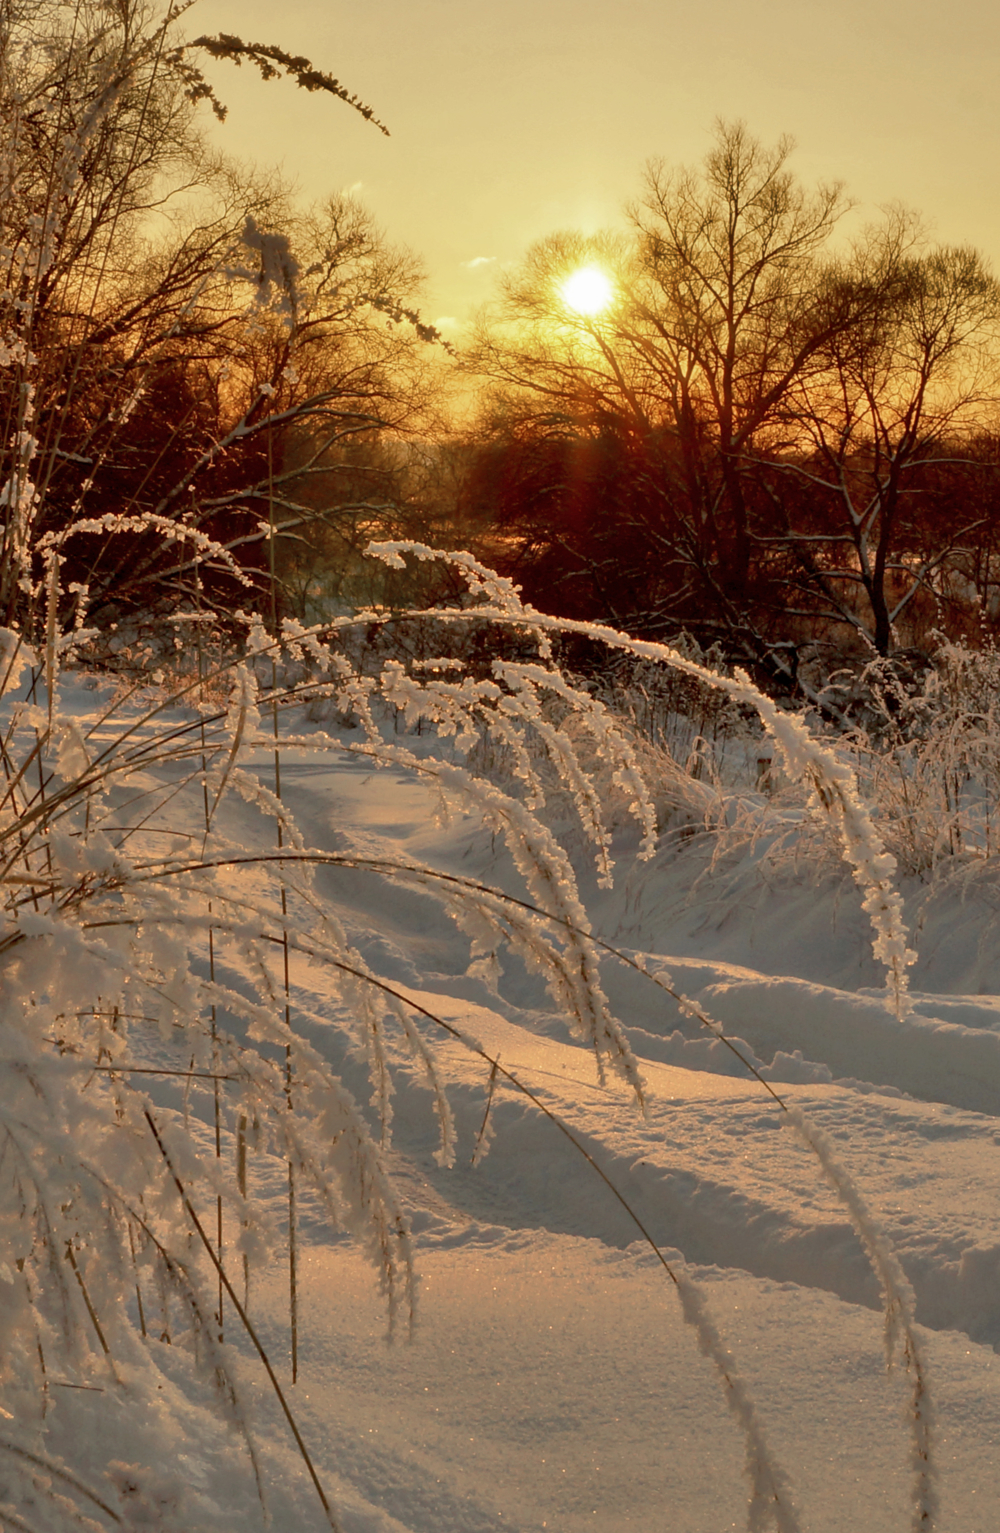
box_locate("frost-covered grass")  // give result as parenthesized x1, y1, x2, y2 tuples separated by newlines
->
(8, 8, 992, 1519)
(6, 549, 997, 1531)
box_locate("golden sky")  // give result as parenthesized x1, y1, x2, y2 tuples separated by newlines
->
(194, 0, 1000, 335)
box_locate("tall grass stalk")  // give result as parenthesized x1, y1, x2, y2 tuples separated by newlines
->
(0, 558, 944, 1529)
(268, 419, 299, 1383)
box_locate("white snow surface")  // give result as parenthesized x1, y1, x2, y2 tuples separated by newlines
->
(27, 683, 1000, 1532)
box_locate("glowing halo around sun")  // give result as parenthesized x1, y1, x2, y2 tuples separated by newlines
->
(559, 266, 614, 316)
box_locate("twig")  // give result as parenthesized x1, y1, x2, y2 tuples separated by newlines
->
(143, 1110, 341, 1533)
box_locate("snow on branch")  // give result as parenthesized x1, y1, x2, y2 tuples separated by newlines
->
(185, 34, 390, 135)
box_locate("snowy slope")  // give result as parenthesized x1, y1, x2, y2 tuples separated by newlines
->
(17, 685, 1000, 1533)
(214, 729, 1000, 1532)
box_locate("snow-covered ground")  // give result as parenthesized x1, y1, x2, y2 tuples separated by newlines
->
(14, 680, 1000, 1532)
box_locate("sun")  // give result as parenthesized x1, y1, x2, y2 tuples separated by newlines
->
(560, 266, 614, 316)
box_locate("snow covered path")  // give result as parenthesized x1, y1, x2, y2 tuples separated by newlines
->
(245, 1237, 1000, 1533)
(208, 736, 1000, 1532)
(38, 687, 1000, 1533)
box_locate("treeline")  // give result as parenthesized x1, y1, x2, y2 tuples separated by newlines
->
(5, 5, 1000, 692)
(458, 124, 1000, 687)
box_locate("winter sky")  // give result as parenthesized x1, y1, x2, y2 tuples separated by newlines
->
(194, 0, 1000, 334)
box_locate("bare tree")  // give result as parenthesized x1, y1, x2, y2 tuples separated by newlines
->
(630, 119, 851, 599)
(768, 213, 1000, 654)
(0, 0, 440, 632)
(464, 122, 855, 668)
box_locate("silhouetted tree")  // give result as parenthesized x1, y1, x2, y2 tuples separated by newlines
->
(0, 0, 440, 633)
(768, 216, 1000, 652)
(465, 123, 857, 671)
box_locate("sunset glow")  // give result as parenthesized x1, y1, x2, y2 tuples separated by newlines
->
(560, 266, 614, 316)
